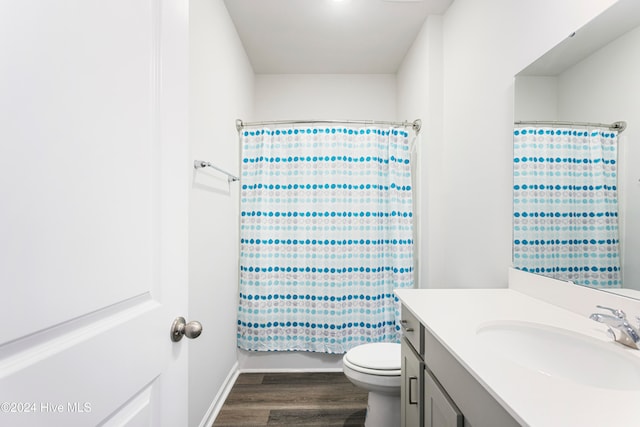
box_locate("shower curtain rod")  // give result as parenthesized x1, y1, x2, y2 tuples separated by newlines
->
(515, 120, 627, 133)
(235, 118, 422, 134)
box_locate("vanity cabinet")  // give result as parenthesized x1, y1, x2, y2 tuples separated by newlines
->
(401, 306, 423, 427)
(401, 337, 422, 427)
(401, 306, 462, 427)
(400, 304, 518, 427)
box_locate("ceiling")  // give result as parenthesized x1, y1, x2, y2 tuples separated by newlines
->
(222, 0, 454, 74)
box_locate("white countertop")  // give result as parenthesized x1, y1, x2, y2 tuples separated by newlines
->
(395, 288, 640, 427)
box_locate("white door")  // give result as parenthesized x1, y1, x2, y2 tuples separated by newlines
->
(0, 1, 190, 426)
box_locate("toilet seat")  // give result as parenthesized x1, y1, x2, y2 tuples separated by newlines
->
(342, 342, 402, 426)
(343, 342, 401, 376)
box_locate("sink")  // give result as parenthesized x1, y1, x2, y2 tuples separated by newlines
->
(476, 321, 640, 390)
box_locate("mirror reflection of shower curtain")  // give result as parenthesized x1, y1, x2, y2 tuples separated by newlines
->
(237, 125, 414, 353)
(513, 126, 621, 287)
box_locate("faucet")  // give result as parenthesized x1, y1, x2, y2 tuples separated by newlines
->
(589, 305, 640, 349)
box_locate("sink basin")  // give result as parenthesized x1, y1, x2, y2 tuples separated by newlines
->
(476, 321, 640, 390)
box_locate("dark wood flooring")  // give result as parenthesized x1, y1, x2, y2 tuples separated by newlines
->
(212, 372, 369, 426)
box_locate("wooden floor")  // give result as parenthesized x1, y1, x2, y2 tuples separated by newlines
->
(212, 372, 369, 427)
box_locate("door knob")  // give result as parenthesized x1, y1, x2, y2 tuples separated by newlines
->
(170, 317, 203, 342)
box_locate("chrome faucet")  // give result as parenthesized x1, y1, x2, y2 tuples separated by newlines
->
(589, 305, 640, 349)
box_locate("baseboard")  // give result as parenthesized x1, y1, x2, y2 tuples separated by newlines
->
(238, 367, 344, 374)
(198, 361, 240, 427)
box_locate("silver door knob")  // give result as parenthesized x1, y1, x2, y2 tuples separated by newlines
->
(170, 317, 203, 342)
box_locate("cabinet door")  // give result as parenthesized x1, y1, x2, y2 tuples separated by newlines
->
(424, 369, 463, 427)
(401, 337, 423, 427)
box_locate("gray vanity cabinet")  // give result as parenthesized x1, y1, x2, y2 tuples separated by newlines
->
(400, 304, 518, 427)
(401, 305, 423, 426)
(401, 337, 422, 426)
(402, 306, 463, 427)
(400, 309, 463, 427)
(400, 305, 423, 427)
(401, 305, 462, 427)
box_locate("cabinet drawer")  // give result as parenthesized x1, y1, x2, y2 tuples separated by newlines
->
(400, 305, 423, 355)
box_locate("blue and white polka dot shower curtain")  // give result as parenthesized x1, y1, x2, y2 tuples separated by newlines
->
(513, 127, 620, 287)
(237, 125, 414, 353)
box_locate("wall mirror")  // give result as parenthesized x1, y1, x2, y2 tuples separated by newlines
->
(513, 0, 640, 297)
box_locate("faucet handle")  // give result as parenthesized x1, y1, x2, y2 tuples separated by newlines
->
(596, 305, 626, 319)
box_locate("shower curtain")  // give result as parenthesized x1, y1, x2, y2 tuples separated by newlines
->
(513, 126, 620, 287)
(237, 125, 414, 353)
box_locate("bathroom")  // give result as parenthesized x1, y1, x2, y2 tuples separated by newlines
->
(2, 0, 640, 426)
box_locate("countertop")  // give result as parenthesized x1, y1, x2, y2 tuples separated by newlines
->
(395, 288, 640, 427)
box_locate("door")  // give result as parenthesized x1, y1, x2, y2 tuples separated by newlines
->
(401, 337, 422, 427)
(424, 370, 463, 427)
(0, 1, 190, 426)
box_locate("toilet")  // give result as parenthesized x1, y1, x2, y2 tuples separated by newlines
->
(342, 342, 402, 427)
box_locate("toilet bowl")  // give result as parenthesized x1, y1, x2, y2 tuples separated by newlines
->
(342, 342, 401, 427)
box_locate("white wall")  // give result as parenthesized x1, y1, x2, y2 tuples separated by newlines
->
(397, 0, 616, 289)
(188, 1, 254, 425)
(397, 16, 444, 289)
(556, 25, 640, 290)
(239, 73, 397, 371)
(254, 74, 397, 121)
(513, 76, 558, 121)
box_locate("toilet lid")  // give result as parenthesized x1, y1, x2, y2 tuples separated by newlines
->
(344, 342, 401, 371)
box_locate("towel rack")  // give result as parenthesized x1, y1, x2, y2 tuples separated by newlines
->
(193, 160, 239, 182)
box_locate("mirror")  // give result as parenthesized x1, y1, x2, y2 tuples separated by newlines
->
(513, 0, 640, 297)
